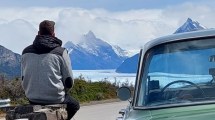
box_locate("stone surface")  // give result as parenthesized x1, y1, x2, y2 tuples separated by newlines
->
(5, 104, 67, 120)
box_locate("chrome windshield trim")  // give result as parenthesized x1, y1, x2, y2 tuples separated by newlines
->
(132, 49, 144, 107)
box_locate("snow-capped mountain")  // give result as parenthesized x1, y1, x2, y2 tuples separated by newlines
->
(64, 40, 77, 54)
(77, 31, 112, 56)
(112, 45, 130, 58)
(174, 18, 206, 34)
(116, 18, 208, 73)
(64, 31, 128, 70)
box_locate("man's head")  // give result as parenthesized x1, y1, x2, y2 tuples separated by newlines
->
(38, 20, 55, 36)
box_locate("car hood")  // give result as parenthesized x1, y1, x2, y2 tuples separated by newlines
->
(127, 104, 215, 120)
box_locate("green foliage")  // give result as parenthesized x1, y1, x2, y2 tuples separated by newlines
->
(0, 74, 134, 104)
(0, 77, 28, 105)
(69, 77, 121, 103)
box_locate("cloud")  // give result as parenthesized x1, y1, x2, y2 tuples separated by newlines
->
(161, 3, 215, 28)
(0, 19, 37, 53)
(0, 2, 215, 54)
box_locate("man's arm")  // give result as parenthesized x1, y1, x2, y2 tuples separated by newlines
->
(62, 50, 74, 89)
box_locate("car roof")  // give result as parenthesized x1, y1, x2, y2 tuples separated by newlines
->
(144, 29, 215, 52)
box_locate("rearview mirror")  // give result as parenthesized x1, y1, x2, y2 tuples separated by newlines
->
(117, 87, 131, 101)
(209, 55, 215, 62)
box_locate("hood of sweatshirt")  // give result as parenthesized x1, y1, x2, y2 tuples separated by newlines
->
(33, 35, 62, 53)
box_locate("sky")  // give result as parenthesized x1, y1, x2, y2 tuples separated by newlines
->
(0, 0, 215, 54)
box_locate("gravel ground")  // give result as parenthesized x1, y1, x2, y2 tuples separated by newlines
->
(73, 101, 128, 120)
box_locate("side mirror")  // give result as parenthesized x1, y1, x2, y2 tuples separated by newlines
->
(117, 87, 131, 101)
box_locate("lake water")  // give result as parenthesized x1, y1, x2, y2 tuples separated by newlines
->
(73, 69, 136, 85)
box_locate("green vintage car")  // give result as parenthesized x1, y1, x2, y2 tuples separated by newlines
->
(117, 29, 215, 120)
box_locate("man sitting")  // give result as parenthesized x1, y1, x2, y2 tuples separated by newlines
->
(21, 20, 80, 120)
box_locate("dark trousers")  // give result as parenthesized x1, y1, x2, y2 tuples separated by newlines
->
(29, 95, 80, 120)
(63, 94, 80, 120)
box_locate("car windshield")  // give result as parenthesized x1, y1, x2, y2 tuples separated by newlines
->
(137, 37, 215, 108)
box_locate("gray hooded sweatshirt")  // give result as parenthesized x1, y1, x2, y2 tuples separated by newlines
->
(21, 35, 73, 104)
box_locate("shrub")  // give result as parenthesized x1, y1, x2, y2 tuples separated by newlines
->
(0, 75, 134, 104)
(69, 77, 119, 103)
(0, 77, 28, 105)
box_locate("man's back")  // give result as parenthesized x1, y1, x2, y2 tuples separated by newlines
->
(21, 20, 79, 120)
(22, 44, 67, 103)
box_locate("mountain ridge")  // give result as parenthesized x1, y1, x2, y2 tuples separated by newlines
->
(0, 18, 207, 78)
(116, 18, 207, 73)
(174, 18, 206, 34)
(64, 31, 128, 70)
(0, 45, 21, 79)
